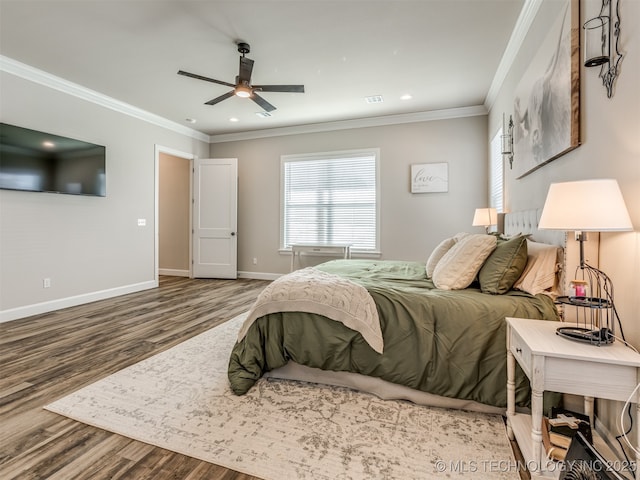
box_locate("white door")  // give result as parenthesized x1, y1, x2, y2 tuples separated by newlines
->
(192, 158, 238, 278)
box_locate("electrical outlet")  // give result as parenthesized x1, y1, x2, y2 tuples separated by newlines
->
(137, 218, 146, 227)
(43, 278, 51, 288)
(252, 257, 258, 265)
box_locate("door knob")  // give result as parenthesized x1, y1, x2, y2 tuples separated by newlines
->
(231, 232, 236, 236)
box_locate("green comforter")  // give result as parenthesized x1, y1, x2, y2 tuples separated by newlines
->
(228, 259, 560, 408)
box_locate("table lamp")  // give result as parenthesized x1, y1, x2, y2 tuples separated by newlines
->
(472, 208, 497, 234)
(538, 179, 633, 345)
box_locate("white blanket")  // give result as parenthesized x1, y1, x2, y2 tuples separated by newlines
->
(237, 267, 383, 353)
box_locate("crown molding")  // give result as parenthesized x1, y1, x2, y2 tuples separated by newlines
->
(209, 105, 488, 143)
(484, 0, 543, 110)
(1, 53, 502, 145)
(0, 55, 210, 143)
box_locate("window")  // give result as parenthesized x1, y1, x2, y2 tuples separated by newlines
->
(489, 128, 504, 213)
(281, 149, 379, 252)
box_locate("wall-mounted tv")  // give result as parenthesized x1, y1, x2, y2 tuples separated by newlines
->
(0, 123, 106, 197)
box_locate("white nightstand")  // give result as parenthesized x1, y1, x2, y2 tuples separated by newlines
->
(506, 317, 640, 478)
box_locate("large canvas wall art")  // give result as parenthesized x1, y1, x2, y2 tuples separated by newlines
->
(513, 0, 580, 179)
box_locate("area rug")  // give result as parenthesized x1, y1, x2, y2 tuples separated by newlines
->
(45, 313, 518, 479)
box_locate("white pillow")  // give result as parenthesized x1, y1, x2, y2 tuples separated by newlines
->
(432, 234, 497, 290)
(425, 232, 470, 278)
(513, 240, 561, 295)
(426, 237, 456, 278)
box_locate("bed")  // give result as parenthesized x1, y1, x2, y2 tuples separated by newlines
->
(228, 210, 567, 414)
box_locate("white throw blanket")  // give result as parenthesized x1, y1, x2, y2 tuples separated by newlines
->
(237, 267, 383, 353)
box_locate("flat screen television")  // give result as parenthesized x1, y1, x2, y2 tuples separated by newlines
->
(0, 123, 106, 196)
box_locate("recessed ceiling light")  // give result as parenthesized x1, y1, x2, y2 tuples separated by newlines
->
(185, 118, 197, 124)
(400, 94, 413, 100)
(229, 117, 239, 122)
(364, 95, 384, 104)
(42, 141, 55, 148)
(255, 111, 272, 118)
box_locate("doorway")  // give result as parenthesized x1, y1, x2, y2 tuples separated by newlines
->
(155, 146, 194, 282)
(155, 146, 238, 282)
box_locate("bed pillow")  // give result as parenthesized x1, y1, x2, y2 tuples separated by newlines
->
(513, 240, 561, 295)
(432, 234, 497, 290)
(426, 237, 456, 278)
(425, 232, 469, 278)
(478, 235, 528, 294)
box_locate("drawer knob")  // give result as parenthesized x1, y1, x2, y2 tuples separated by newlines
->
(516, 348, 522, 354)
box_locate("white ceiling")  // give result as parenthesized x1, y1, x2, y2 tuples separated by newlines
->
(0, 0, 525, 137)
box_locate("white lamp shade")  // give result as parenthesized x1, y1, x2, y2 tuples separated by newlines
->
(472, 207, 498, 227)
(538, 179, 633, 231)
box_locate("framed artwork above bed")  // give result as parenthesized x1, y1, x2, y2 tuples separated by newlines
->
(513, 0, 580, 179)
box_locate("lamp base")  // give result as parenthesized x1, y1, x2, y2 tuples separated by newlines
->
(556, 326, 614, 346)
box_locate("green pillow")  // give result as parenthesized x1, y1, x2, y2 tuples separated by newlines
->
(478, 235, 528, 294)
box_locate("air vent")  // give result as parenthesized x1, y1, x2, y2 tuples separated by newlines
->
(364, 95, 384, 104)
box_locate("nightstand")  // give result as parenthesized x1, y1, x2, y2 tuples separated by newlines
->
(506, 317, 640, 478)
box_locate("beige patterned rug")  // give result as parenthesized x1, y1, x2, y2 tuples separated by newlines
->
(45, 313, 518, 479)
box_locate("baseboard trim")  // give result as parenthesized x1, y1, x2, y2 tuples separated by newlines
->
(238, 271, 281, 281)
(0, 280, 158, 323)
(158, 269, 190, 277)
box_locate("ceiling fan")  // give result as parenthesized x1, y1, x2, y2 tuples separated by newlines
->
(177, 42, 305, 112)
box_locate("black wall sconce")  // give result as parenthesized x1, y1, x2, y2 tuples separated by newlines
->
(583, 0, 623, 98)
(501, 114, 514, 170)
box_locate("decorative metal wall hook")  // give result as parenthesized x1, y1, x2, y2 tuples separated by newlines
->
(501, 114, 514, 169)
(583, 0, 623, 98)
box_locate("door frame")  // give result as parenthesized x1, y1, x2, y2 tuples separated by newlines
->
(154, 145, 196, 283)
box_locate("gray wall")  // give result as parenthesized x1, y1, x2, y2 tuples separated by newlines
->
(210, 115, 489, 276)
(490, 0, 639, 347)
(489, 0, 640, 442)
(0, 72, 209, 319)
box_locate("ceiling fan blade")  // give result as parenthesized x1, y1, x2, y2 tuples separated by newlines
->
(251, 93, 277, 112)
(177, 70, 235, 88)
(238, 57, 254, 84)
(205, 91, 235, 106)
(254, 85, 305, 93)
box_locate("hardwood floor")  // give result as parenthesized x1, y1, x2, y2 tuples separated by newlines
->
(1, 275, 530, 479)
(0, 276, 269, 480)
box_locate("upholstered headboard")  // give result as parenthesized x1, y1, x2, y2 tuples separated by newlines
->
(502, 209, 566, 247)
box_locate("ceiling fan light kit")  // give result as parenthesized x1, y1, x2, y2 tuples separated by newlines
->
(234, 84, 252, 98)
(178, 42, 305, 112)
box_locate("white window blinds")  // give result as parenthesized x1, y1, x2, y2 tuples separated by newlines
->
(281, 149, 379, 251)
(489, 129, 504, 213)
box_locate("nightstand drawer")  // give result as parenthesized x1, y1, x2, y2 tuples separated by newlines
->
(509, 328, 532, 377)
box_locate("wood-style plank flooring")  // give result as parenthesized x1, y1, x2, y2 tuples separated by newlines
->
(0, 276, 269, 480)
(0, 275, 529, 480)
